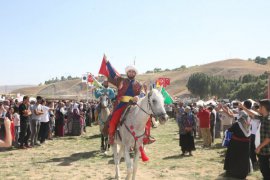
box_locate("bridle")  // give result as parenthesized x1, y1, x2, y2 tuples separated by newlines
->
(100, 94, 110, 109)
(120, 91, 166, 147)
(134, 91, 167, 119)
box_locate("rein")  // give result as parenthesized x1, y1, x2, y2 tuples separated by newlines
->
(121, 91, 165, 147)
(134, 92, 166, 119)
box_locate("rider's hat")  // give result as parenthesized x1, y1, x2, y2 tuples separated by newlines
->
(125, 65, 138, 74)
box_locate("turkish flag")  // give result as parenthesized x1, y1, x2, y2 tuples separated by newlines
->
(98, 54, 109, 77)
(158, 78, 165, 86)
(165, 78, 170, 86)
(88, 75, 93, 83)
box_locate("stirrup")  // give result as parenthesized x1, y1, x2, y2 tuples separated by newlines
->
(144, 136, 156, 145)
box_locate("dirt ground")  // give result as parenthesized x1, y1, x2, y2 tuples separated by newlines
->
(0, 120, 262, 180)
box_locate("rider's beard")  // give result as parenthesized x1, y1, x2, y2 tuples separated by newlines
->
(127, 75, 135, 80)
(104, 85, 109, 88)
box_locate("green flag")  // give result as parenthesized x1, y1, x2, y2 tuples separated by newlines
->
(161, 87, 174, 104)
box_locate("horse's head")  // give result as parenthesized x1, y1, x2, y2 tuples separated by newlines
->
(147, 86, 168, 124)
(100, 94, 109, 108)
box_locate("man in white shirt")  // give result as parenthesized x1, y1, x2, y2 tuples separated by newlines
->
(30, 96, 43, 146)
(39, 99, 53, 144)
(250, 103, 260, 167)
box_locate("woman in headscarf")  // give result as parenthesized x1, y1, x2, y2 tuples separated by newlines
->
(224, 111, 252, 179)
(71, 106, 81, 136)
(179, 106, 196, 156)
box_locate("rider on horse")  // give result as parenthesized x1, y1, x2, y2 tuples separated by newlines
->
(94, 80, 115, 105)
(105, 61, 155, 145)
(94, 80, 115, 151)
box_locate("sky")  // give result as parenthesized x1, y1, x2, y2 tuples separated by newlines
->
(0, 0, 270, 85)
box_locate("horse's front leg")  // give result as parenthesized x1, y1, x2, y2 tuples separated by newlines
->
(132, 147, 140, 180)
(113, 144, 121, 180)
(101, 134, 105, 151)
(125, 147, 133, 180)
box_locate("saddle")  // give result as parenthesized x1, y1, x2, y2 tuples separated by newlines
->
(119, 105, 132, 126)
(102, 105, 133, 139)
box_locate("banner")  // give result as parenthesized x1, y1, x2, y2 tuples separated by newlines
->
(161, 87, 174, 104)
(88, 74, 103, 88)
(82, 74, 87, 83)
(156, 78, 171, 88)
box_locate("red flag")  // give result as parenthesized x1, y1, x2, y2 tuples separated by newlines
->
(158, 78, 165, 86)
(98, 55, 109, 77)
(88, 75, 93, 83)
(165, 78, 170, 86)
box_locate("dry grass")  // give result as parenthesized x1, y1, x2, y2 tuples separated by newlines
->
(0, 120, 262, 180)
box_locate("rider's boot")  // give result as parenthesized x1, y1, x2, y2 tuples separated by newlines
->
(109, 133, 114, 145)
(143, 135, 156, 145)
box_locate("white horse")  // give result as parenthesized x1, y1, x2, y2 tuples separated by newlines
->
(99, 94, 111, 152)
(113, 87, 168, 180)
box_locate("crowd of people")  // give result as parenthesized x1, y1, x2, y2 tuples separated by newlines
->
(172, 99, 270, 180)
(1, 92, 270, 179)
(0, 95, 100, 149)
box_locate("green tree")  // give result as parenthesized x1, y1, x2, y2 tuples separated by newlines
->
(187, 73, 210, 98)
(255, 56, 268, 65)
(61, 76, 66, 81)
(154, 68, 162, 73)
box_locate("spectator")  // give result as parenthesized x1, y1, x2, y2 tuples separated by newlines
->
(224, 111, 251, 179)
(30, 96, 43, 147)
(19, 96, 32, 149)
(0, 118, 12, 148)
(241, 100, 270, 180)
(208, 106, 216, 144)
(0, 102, 7, 140)
(48, 102, 55, 140)
(219, 104, 234, 135)
(197, 105, 211, 147)
(71, 108, 82, 136)
(6, 107, 15, 144)
(176, 102, 185, 129)
(179, 106, 196, 156)
(55, 102, 66, 137)
(243, 100, 260, 168)
(39, 99, 52, 144)
(13, 107, 20, 147)
(215, 106, 222, 139)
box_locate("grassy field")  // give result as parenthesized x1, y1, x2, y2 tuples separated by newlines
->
(0, 120, 263, 180)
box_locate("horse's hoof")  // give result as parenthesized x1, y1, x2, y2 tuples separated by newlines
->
(115, 175, 120, 180)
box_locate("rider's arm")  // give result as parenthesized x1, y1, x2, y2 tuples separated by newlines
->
(107, 61, 122, 87)
(108, 88, 116, 99)
(94, 89, 102, 99)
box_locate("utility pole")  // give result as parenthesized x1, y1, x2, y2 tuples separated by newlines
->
(268, 71, 270, 99)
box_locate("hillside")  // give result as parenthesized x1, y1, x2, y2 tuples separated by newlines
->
(11, 59, 270, 99)
(0, 85, 34, 94)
